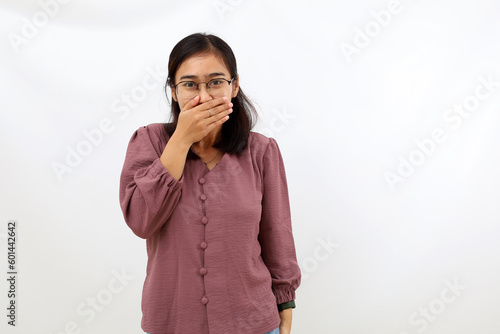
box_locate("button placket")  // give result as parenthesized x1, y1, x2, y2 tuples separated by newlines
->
(199, 177, 209, 305)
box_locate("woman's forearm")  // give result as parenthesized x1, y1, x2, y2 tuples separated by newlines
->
(279, 308, 293, 333)
(160, 132, 191, 180)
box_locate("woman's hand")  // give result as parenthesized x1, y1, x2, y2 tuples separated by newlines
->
(173, 95, 233, 147)
(160, 96, 231, 180)
(279, 308, 292, 334)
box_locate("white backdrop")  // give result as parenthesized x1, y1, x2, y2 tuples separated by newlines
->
(1, 0, 500, 333)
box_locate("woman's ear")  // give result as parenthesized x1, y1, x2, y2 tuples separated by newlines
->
(170, 85, 178, 102)
(232, 75, 240, 98)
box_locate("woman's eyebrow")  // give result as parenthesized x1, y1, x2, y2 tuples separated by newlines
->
(179, 74, 197, 81)
(207, 72, 226, 78)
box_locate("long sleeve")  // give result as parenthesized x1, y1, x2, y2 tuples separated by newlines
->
(258, 138, 301, 305)
(119, 124, 183, 239)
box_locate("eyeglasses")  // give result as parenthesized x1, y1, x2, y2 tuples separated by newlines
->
(174, 78, 235, 99)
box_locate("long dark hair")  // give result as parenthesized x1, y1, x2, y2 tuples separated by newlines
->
(164, 33, 258, 156)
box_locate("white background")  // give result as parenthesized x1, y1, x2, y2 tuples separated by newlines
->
(1, 0, 500, 333)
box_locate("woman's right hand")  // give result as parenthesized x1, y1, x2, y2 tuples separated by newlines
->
(173, 95, 233, 146)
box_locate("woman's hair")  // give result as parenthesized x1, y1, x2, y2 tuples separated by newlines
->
(164, 33, 258, 156)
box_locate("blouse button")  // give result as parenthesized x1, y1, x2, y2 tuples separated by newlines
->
(201, 216, 208, 225)
(200, 242, 208, 250)
(199, 178, 206, 184)
(199, 268, 207, 275)
(200, 194, 207, 201)
(201, 296, 209, 304)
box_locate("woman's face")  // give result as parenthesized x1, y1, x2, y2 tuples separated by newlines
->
(171, 53, 239, 110)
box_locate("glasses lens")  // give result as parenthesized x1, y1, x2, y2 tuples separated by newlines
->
(208, 79, 231, 97)
(176, 82, 197, 99)
(208, 79, 226, 89)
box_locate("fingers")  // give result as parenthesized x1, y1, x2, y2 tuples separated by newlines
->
(181, 96, 231, 117)
(205, 111, 231, 132)
(204, 101, 233, 119)
(180, 95, 200, 112)
(192, 97, 230, 114)
(177, 95, 232, 137)
(206, 102, 232, 126)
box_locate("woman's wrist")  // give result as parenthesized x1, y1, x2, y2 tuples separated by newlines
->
(169, 132, 192, 152)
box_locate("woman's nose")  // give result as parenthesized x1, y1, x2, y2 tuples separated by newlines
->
(198, 84, 213, 103)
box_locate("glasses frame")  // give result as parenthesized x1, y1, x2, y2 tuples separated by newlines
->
(174, 77, 235, 97)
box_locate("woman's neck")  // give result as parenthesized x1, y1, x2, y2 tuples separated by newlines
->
(191, 125, 222, 155)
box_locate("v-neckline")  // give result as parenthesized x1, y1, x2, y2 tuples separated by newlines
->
(203, 152, 226, 173)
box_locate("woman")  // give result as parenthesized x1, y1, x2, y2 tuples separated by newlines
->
(119, 33, 301, 334)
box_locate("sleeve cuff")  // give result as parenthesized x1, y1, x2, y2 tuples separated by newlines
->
(149, 158, 184, 187)
(277, 300, 296, 312)
(274, 287, 296, 305)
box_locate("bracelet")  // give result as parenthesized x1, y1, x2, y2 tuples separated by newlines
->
(277, 300, 296, 312)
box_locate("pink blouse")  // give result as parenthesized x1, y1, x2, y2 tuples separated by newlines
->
(119, 123, 301, 334)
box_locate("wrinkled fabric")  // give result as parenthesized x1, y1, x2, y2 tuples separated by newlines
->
(119, 123, 301, 334)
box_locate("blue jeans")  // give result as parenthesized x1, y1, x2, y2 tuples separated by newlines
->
(266, 327, 280, 334)
(146, 328, 279, 334)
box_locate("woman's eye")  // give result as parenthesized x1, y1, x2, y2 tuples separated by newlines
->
(210, 80, 223, 86)
(183, 82, 196, 88)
